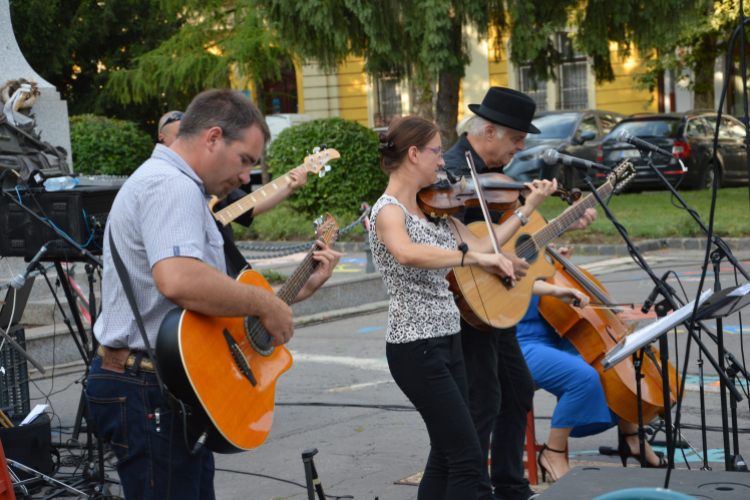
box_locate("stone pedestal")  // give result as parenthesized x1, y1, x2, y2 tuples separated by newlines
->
(0, 0, 72, 169)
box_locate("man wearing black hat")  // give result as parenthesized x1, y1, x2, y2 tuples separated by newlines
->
(442, 87, 597, 500)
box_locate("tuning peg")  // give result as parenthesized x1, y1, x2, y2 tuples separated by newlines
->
(313, 216, 323, 229)
(321, 144, 327, 150)
(324, 165, 331, 172)
(319, 170, 326, 178)
(313, 146, 321, 154)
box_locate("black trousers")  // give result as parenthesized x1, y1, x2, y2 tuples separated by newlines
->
(461, 319, 536, 500)
(387, 334, 484, 500)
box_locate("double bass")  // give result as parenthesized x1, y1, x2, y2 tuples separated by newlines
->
(538, 246, 679, 424)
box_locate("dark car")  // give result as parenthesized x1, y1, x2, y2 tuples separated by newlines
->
(503, 110, 624, 189)
(595, 111, 748, 190)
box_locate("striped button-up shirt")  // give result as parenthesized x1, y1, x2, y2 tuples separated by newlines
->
(93, 145, 226, 350)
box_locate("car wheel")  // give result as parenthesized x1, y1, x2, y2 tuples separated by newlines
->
(696, 162, 722, 190)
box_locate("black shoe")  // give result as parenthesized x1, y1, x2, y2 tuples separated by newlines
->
(537, 444, 566, 483)
(618, 431, 667, 468)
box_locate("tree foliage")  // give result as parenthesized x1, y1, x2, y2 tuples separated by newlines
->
(265, 117, 384, 218)
(106, 1, 289, 107)
(10, 0, 184, 132)
(634, 1, 745, 109)
(258, 0, 706, 146)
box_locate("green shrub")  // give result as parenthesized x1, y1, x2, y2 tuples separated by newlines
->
(265, 117, 386, 219)
(70, 114, 154, 175)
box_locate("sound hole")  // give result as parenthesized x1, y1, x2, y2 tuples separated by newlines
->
(514, 234, 538, 264)
(244, 317, 275, 357)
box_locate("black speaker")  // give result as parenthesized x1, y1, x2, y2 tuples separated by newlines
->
(0, 413, 56, 480)
(539, 466, 750, 500)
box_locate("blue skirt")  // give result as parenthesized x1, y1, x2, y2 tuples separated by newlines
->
(518, 296, 620, 438)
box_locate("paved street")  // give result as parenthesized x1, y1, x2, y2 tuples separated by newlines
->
(24, 248, 750, 499)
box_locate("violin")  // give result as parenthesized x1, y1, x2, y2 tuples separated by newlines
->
(417, 171, 581, 219)
(538, 246, 679, 424)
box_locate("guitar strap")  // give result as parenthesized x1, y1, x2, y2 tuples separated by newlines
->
(216, 219, 251, 278)
(107, 232, 168, 396)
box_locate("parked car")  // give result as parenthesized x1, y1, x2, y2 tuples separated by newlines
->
(479, 110, 624, 189)
(595, 111, 748, 190)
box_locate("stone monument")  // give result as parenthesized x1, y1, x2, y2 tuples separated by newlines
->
(0, 0, 72, 169)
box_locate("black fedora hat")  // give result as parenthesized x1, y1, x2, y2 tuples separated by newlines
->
(468, 87, 541, 134)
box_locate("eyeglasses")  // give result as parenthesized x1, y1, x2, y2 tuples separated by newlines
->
(160, 112, 183, 133)
(419, 146, 445, 160)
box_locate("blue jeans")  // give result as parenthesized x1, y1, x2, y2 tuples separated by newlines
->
(387, 334, 483, 500)
(85, 356, 215, 500)
(461, 320, 535, 500)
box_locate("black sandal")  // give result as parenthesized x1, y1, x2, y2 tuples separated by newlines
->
(537, 444, 566, 482)
(619, 431, 668, 468)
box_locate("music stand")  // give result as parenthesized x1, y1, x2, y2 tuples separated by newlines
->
(602, 290, 714, 371)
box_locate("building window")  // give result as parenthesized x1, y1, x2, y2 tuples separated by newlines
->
(374, 77, 402, 128)
(519, 66, 548, 112)
(557, 33, 588, 109)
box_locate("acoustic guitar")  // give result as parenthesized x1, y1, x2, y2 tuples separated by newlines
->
(210, 147, 340, 226)
(155, 214, 339, 453)
(448, 160, 636, 330)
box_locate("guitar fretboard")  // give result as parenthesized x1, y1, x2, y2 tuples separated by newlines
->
(530, 180, 615, 251)
(215, 173, 295, 225)
(276, 224, 339, 304)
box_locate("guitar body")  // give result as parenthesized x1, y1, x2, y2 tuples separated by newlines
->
(448, 211, 556, 329)
(155, 269, 293, 454)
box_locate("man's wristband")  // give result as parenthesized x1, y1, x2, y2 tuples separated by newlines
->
(513, 209, 530, 226)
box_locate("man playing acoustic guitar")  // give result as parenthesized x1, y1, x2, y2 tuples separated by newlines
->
(442, 87, 596, 500)
(87, 90, 340, 500)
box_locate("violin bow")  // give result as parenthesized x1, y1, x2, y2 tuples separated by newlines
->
(464, 151, 514, 289)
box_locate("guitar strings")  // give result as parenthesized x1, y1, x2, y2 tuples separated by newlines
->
(247, 225, 338, 343)
(512, 180, 614, 261)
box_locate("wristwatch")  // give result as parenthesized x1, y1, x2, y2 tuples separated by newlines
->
(513, 209, 530, 226)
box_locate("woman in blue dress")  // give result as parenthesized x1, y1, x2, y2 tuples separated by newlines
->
(516, 251, 668, 482)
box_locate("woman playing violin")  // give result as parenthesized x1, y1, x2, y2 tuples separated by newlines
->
(514, 248, 668, 483)
(369, 115, 565, 500)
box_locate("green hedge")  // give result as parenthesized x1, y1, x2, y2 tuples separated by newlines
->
(265, 117, 386, 219)
(70, 114, 154, 175)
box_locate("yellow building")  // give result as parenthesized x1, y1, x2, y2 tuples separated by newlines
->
(292, 29, 660, 129)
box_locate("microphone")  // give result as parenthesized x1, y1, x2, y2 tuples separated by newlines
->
(615, 130, 676, 159)
(542, 149, 612, 172)
(641, 271, 671, 314)
(11, 244, 49, 290)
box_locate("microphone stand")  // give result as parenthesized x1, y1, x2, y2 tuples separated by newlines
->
(638, 149, 750, 472)
(570, 163, 742, 487)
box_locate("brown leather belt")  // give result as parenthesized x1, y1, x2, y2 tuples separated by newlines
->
(96, 345, 155, 373)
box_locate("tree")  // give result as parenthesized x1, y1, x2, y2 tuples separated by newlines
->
(634, 1, 744, 110)
(10, 0, 184, 132)
(104, 0, 289, 113)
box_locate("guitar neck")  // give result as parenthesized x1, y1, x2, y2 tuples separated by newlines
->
(532, 180, 614, 249)
(276, 246, 320, 304)
(214, 167, 302, 226)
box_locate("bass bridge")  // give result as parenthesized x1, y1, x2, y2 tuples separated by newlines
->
(222, 329, 257, 387)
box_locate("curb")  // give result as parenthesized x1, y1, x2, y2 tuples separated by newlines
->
(572, 237, 750, 257)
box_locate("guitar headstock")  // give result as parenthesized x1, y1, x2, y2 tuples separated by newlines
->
(607, 160, 637, 194)
(304, 146, 341, 178)
(312, 213, 339, 248)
